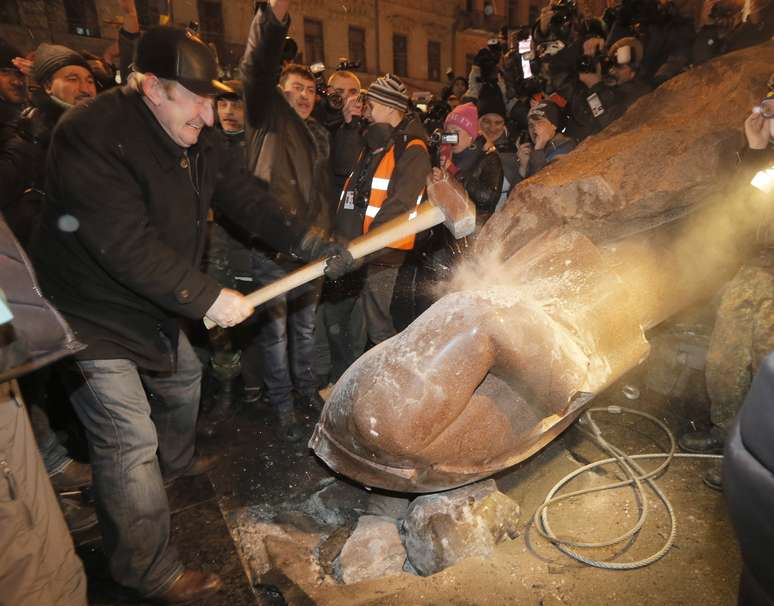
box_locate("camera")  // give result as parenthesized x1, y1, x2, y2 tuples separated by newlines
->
(336, 59, 361, 71)
(429, 130, 460, 146)
(577, 52, 611, 75)
(428, 129, 460, 167)
(474, 46, 502, 86)
(314, 57, 363, 117)
(550, 0, 577, 27)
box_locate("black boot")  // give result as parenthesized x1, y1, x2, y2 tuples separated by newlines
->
(276, 402, 304, 443)
(678, 425, 725, 454)
(297, 389, 325, 412)
(703, 460, 723, 491)
(198, 374, 237, 439)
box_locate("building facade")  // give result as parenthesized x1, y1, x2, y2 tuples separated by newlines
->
(4, 0, 709, 95)
(1, 0, 550, 94)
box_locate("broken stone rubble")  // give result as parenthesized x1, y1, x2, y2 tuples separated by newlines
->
(335, 515, 407, 584)
(402, 480, 521, 576)
(229, 478, 523, 590)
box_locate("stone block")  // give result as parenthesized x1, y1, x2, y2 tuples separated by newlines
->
(479, 43, 774, 258)
(336, 515, 407, 584)
(366, 492, 411, 519)
(402, 480, 520, 576)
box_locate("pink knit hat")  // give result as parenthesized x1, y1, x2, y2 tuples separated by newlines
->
(444, 102, 478, 140)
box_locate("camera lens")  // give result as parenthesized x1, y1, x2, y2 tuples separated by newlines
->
(327, 92, 344, 111)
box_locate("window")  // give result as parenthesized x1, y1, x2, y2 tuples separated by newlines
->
(427, 41, 441, 82)
(64, 0, 101, 37)
(135, 0, 160, 28)
(304, 18, 325, 65)
(197, 0, 224, 41)
(348, 26, 366, 71)
(0, 0, 21, 24)
(508, 0, 520, 26)
(483, 0, 495, 16)
(393, 34, 407, 77)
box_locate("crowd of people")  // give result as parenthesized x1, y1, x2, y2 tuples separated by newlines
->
(0, 0, 772, 603)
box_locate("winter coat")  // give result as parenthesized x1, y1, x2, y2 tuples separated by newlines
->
(450, 139, 504, 222)
(615, 77, 652, 111)
(0, 98, 22, 150)
(0, 215, 84, 383)
(331, 119, 366, 196)
(0, 89, 67, 246)
(566, 79, 623, 142)
(31, 86, 305, 371)
(241, 4, 333, 236)
(528, 132, 576, 176)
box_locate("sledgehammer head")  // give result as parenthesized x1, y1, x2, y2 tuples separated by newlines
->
(427, 171, 476, 239)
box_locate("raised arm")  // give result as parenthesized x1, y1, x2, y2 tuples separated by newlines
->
(240, 0, 290, 128)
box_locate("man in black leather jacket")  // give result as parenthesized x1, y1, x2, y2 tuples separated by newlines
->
(240, 0, 336, 438)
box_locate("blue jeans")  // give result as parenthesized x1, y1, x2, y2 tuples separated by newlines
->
(248, 252, 320, 411)
(63, 331, 200, 596)
(27, 402, 72, 475)
(19, 370, 72, 476)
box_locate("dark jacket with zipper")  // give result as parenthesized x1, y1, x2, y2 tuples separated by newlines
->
(241, 4, 333, 236)
(450, 138, 504, 223)
(32, 86, 305, 371)
(0, 98, 22, 151)
(0, 215, 84, 383)
(0, 89, 67, 247)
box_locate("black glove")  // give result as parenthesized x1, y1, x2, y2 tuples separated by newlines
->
(293, 227, 331, 262)
(293, 229, 357, 279)
(323, 246, 356, 280)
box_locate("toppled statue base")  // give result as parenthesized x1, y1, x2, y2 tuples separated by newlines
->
(311, 229, 652, 492)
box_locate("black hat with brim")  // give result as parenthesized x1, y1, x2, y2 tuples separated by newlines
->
(134, 26, 233, 96)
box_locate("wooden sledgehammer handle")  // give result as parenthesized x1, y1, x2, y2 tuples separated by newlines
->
(204, 203, 447, 329)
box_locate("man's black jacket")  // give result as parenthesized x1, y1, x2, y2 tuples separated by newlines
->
(241, 4, 332, 234)
(0, 89, 67, 246)
(32, 86, 304, 371)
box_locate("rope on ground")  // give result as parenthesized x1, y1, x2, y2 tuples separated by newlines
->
(533, 405, 722, 570)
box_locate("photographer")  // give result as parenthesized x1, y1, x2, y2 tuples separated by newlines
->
(467, 38, 507, 104)
(536, 0, 581, 45)
(565, 50, 622, 141)
(417, 102, 503, 314)
(436, 102, 503, 224)
(694, 0, 774, 65)
(605, 0, 694, 86)
(327, 69, 366, 195)
(519, 100, 576, 178)
(607, 36, 651, 109)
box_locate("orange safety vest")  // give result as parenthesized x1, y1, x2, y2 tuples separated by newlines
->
(361, 138, 427, 251)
